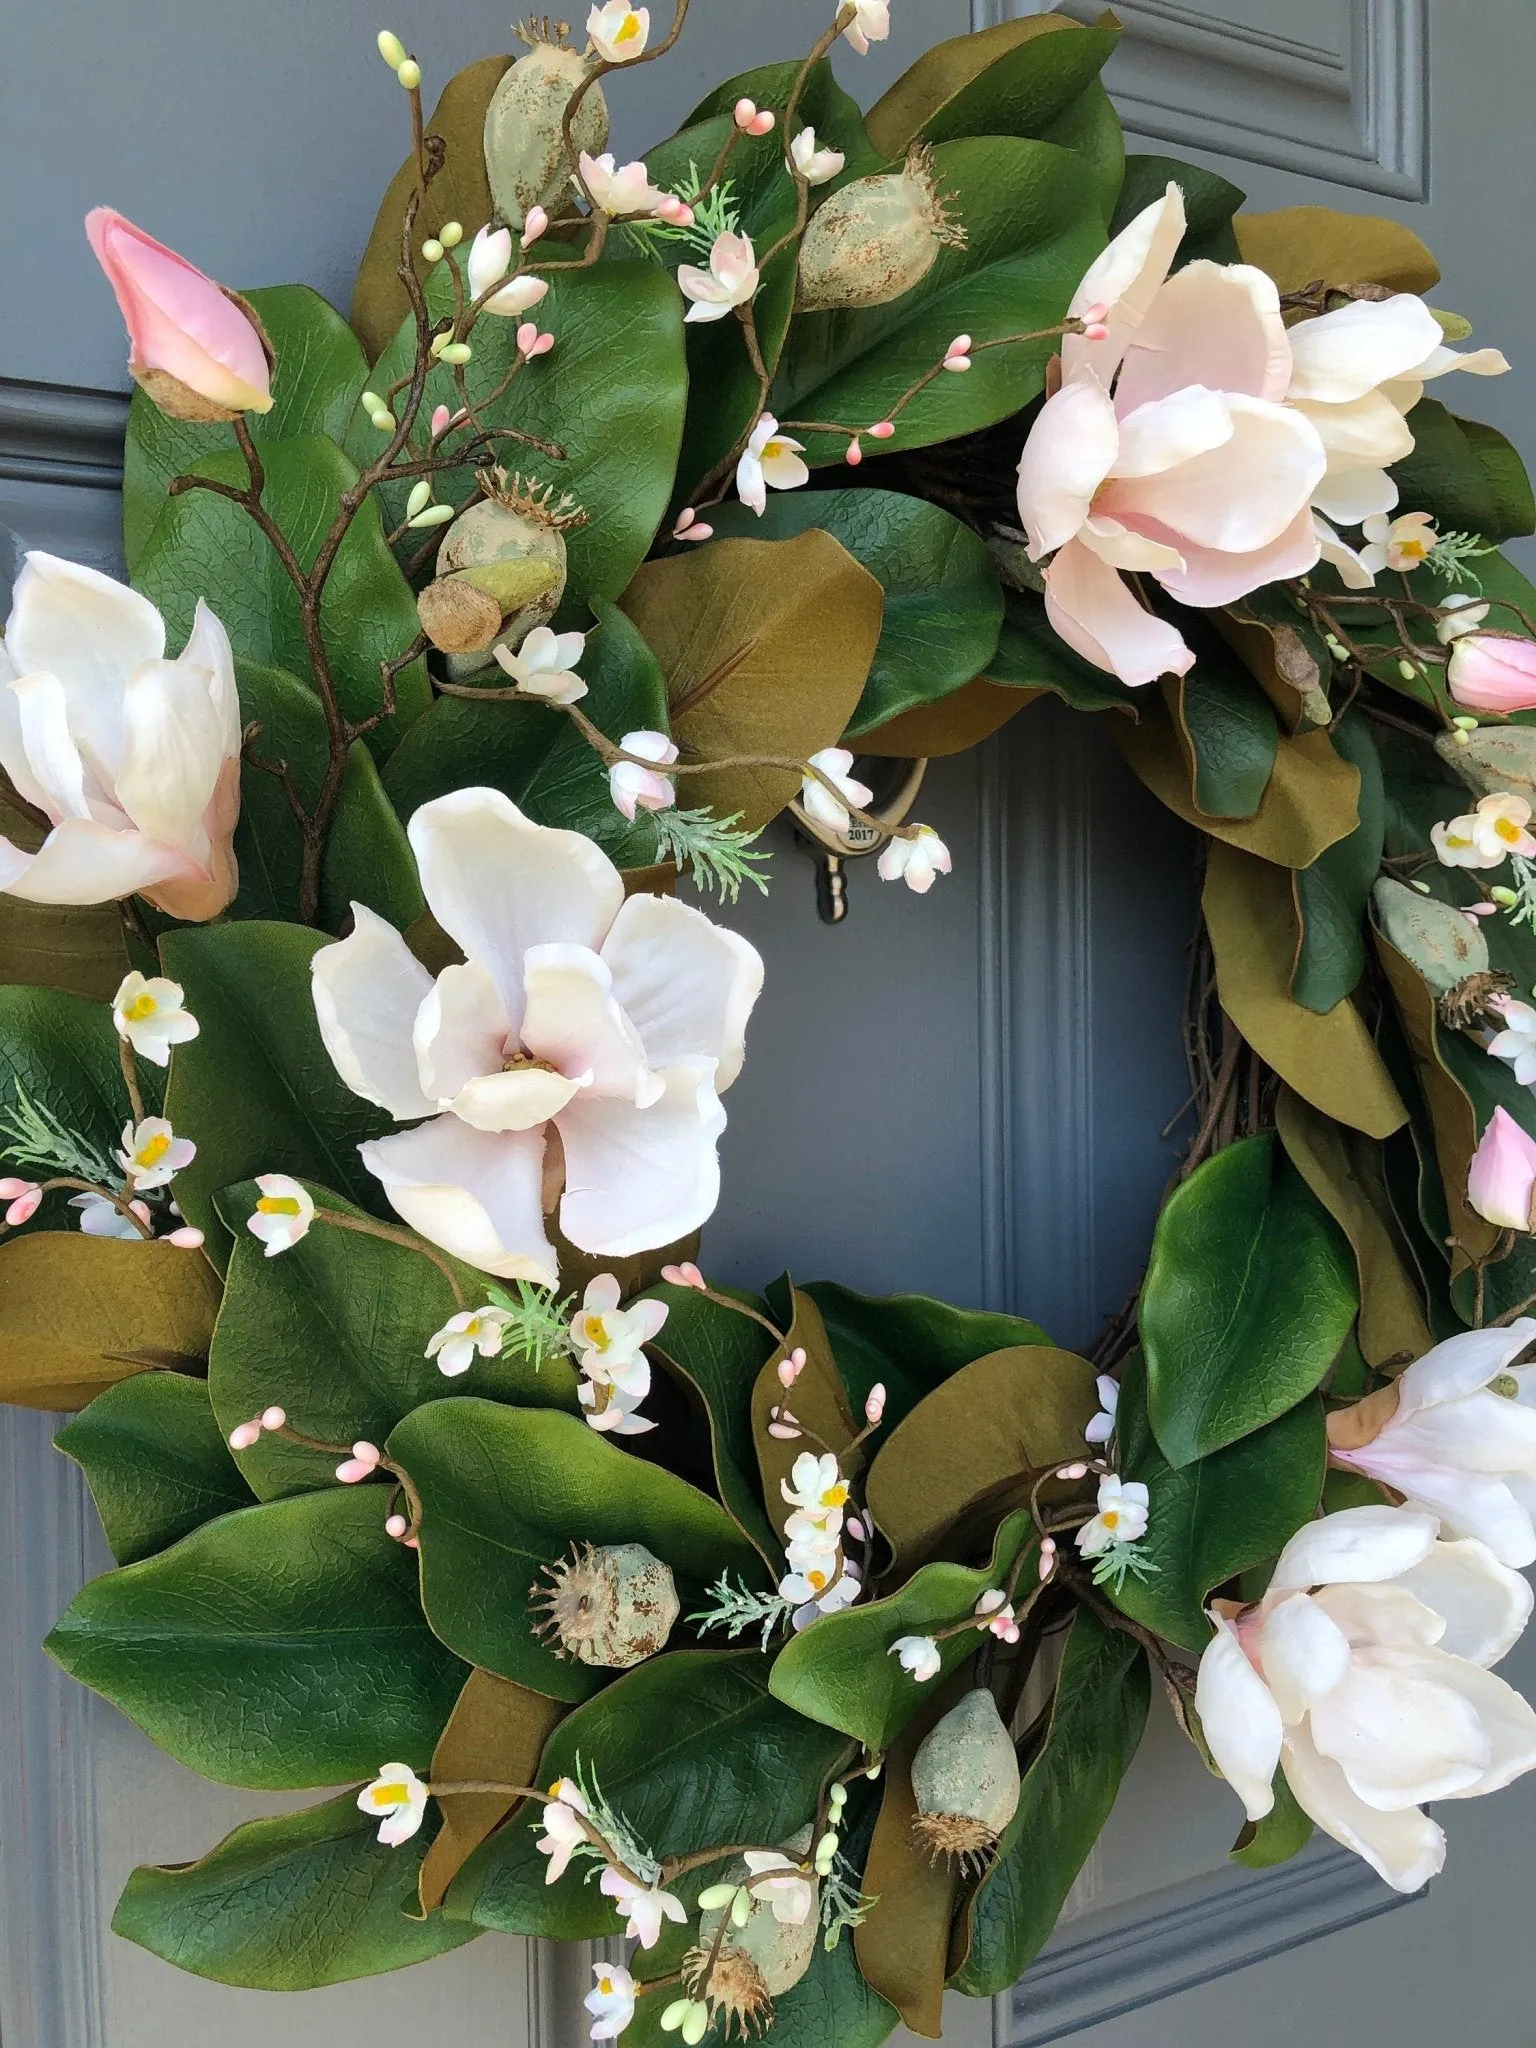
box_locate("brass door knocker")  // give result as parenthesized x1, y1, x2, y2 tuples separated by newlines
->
(790, 756, 928, 924)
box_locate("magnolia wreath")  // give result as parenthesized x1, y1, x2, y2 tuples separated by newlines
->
(8, 5, 1536, 2041)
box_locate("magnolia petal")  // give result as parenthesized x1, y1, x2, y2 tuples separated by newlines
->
(0, 643, 52, 814)
(1149, 504, 1322, 609)
(1108, 386, 1234, 479)
(1285, 295, 1444, 405)
(182, 600, 243, 760)
(1043, 537, 1193, 688)
(1269, 1505, 1440, 1593)
(1395, 1538, 1535, 1667)
(1307, 1647, 1491, 1808)
(408, 789, 624, 1025)
(1314, 514, 1377, 590)
(1115, 261, 1291, 412)
(1280, 1728, 1445, 1893)
(1099, 396, 1325, 554)
(114, 657, 226, 849)
(0, 818, 189, 905)
(1256, 1592, 1352, 1725)
(1412, 343, 1511, 383)
(556, 1055, 725, 1257)
(360, 1116, 556, 1282)
(449, 1065, 587, 1133)
(1195, 1619, 1283, 1821)
(1078, 518, 1185, 574)
(312, 904, 438, 1119)
(1311, 1581, 1445, 1652)
(414, 960, 513, 1106)
(1292, 391, 1416, 471)
(1394, 1322, 1536, 1416)
(1311, 464, 1400, 525)
(1015, 375, 1120, 559)
(600, 891, 763, 1091)
(1061, 183, 1186, 387)
(1389, 1389, 1536, 1474)
(10, 670, 90, 819)
(5, 554, 165, 740)
(520, 943, 659, 1104)
(1410, 1646, 1536, 1794)
(1362, 1456, 1536, 1571)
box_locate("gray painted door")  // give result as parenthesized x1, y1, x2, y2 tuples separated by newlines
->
(2, 2, 1533, 2044)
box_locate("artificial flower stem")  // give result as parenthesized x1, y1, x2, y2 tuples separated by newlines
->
(28, 1176, 155, 1239)
(312, 1205, 468, 1307)
(117, 1032, 146, 1127)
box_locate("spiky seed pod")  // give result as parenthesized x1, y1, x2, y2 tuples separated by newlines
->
(795, 145, 965, 313)
(689, 1858, 820, 2038)
(416, 554, 565, 655)
(1372, 876, 1490, 996)
(1439, 967, 1518, 1030)
(909, 1689, 1020, 1870)
(435, 476, 582, 673)
(484, 24, 609, 229)
(1436, 724, 1536, 808)
(529, 1541, 679, 1667)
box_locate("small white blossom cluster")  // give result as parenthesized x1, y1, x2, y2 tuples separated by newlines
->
(777, 1448, 861, 1628)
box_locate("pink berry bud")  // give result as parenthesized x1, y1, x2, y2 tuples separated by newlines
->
(517, 321, 539, 354)
(845, 1514, 865, 1541)
(1081, 300, 1109, 325)
(868, 421, 895, 440)
(682, 520, 711, 541)
(845, 438, 863, 466)
(3, 1186, 42, 1226)
(777, 1358, 797, 1388)
(385, 1513, 409, 1539)
(405, 1535, 420, 1550)
(228, 1421, 262, 1451)
(1084, 321, 1110, 343)
(734, 97, 758, 129)
(662, 1260, 708, 1290)
(261, 1406, 287, 1432)
(430, 404, 452, 436)
(747, 110, 775, 136)
(521, 206, 550, 247)
(864, 1382, 886, 1424)
(1038, 1536, 1058, 1582)
(529, 330, 555, 357)
(948, 333, 972, 356)
(0, 1176, 37, 1198)
(943, 353, 971, 373)
(166, 1225, 205, 1248)
(352, 1440, 382, 1467)
(1056, 1462, 1088, 1480)
(335, 1457, 373, 1484)
(768, 1422, 803, 1440)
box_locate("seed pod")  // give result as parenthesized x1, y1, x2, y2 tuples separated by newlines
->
(416, 555, 564, 655)
(1372, 876, 1490, 995)
(796, 145, 965, 314)
(689, 1849, 819, 2034)
(484, 25, 609, 229)
(1436, 725, 1536, 809)
(909, 1688, 1020, 1868)
(434, 473, 584, 674)
(529, 1541, 679, 1667)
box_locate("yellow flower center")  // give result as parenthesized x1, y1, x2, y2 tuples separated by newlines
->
(1497, 818, 1523, 843)
(1446, 830, 1473, 848)
(584, 1313, 612, 1350)
(762, 439, 787, 462)
(599, 1977, 614, 1995)
(124, 993, 158, 1022)
(819, 1483, 849, 1509)
(1102, 1509, 1120, 1530)
(256, 1195, 302, 1216)
(370, 1782, 409, 1808)
(137, 1131, 172, 1167)
(806, 1569, 828, 1591)
(616, 11, 641, 39)
(464, 1316, 482, 1337)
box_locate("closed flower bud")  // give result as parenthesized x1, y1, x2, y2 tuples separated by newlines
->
(484, 29, 610, 229)
(1448, 632, 1536, 714)
(529, 1540, 679, 1667)
(910, 1688, 1020, 1869)
(795, 145, 965, 313)
(433, 476, 583, 674)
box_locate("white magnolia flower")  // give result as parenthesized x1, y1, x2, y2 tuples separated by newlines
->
(1328, 1321, 1536, 1567)
(585, 1961, 639, 2041)
(1085, 1373, 1119, 1446)
(312, 791, 762, 1282)
(579, 151, 666, 217)
(609, 730, 678, 821)
(580, 1376, 656, 1435)
(781, 1451, 851, 1517)
(677, 232, 759, 324)
(599, 1868, 689, 1948)
(742, 1850, 816, 1926)
(890, 1634, 942, 1682)
(536, 1781, 590, 1883)
(357, 1763, 430, 1846)
(781, 1558, 861, 1630)
(424, 1305, 515, 1377)
(588, 1, 649, 62)
(71, 1191, 150, 1239)
(116, 1116, 195, 1191)
(800, 747, 872, 834)
(113, 972, 199, 1066)
(1076, 1474, 1150, 1557)
(1196, 1505, 1536, 1892)
(570, 1272, 668, 1393)
(789, 126, 845, 186)
(877, 825, 952, 895)
(1488, 997, 1536, 1086)
(842, 0, 891, 55)
(245, 1173, 315, 1257)
(466, 225, 550, 319)
(492, 625, 587, 703)
(737, 415, 810, 516)
(0, 554, 241, 915)
(1431, 792, 1536, 869)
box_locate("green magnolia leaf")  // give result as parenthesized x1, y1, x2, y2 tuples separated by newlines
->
(804, 1280, 1050, 1441)
(113, 1793, 476, 1987)
(1140, 1132, 1358, 1467)
(1292, 709, 1386, 1013)
(985, 588, 1138, 713)
(233, 660, 423, 931)
(56, 1373, 254, 1565)
(865, 14, 1117, 156)
(951, 1609, 1149, 1995)
(641, 1281, 781, 1565)
(387, 1400, 767, 1701)
(1388, 397, 1536, 545)
(452, 1650, 847, 1937)
(1111, 154, 1245, 266)
(123, 285, 370, 570)
(1174, 623, 1280, 820)
(356, 260, 687, 624)
(45, 1487, 463, 1787)
(1235, 207, 1438, 298)
(133, 434, 429, 757)
(161, 921, 394, 1265)
(1111, 1355, 1325, 1653)
(210, 1183, 578, 1502)
(773, 136, 1106, 468)
(0, 794, 128, 1000)
(1039, 79, 1124, 227)
(1230, 1767, 1314, 1870)
(701, 490, 1003, 734)
(768, 1512, 1035, 1754)
(382, 601, 669, 864)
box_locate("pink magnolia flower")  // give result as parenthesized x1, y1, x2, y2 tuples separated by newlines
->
(1468, 1105, 1536, 1232)
(677, 232, 758, 324)
(1448, 632, 1536, 714)
(1016, 184, 1327, 686)
(609, 731, 678, 820)
(85, 208, 273, 421)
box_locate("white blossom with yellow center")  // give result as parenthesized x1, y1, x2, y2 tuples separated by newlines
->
(116, 1116, 195, 1191)
(357, 1762, 429, 1846)
(588, 1, 649, 63)
(1431, 792, 1536, 870)
(112, 970, 199, 1066)
(245, 1173, 315, 1258)
(425, 1304, 515, 1377)
(1076, 1473, 1150, 1557)
(569, 1272, 668, 1394)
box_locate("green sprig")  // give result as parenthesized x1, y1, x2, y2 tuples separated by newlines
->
(652, 807, 771, 904)
(0, 1083, 119, 1186)
(484, 1278, 577, 1371)
(689, 1571, 794, 1651)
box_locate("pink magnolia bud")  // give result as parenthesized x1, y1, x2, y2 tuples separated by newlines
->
(943, 353, 972, 373)
(335, 1457, 371, 1483)
(385, 1513, 410, 1539)
(661, 1260, 707, 1290)
(777, 1357, 797, 1388)
(768, 1423, 802, 1440)
(430, 404, 453, 435)
(864, 1382, 886, 1424)
(1468, 1105, 1536, 1230)
(656, 194, 694, 225)
(1038, 1535, 1058, 1581)
(228, 1420, 262, 1451)
(948, 333, 973, 356)
(845, 437, 864, 466)
(1056, 1461, 1089, 1480)
(521, 206, 550, 247)
(747, 110, 775, 136)
(1448, 633, 1536, 714)
(845, 1514, 865, 1540)
(85, 208, 274, 422)
(166, 1225, 206, 1248)
(734, 97, 759, 130)
(868, 421, 895, 441)
(1, 1180, 43, 1226)
(1081, 300, 1110, 324)
(260, 1405, 287, 1431)
(352, 1440, 382, 1466)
